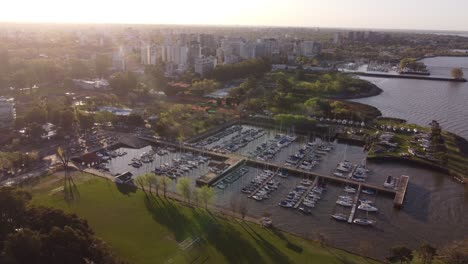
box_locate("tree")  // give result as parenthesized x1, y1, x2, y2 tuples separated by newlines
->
(239, 198, 249, 220)
(144, 174, 158, 196)
(196, 186, 215, 209)
(388, 246, 413, 263)
(417, 243, 437, 264)
(134, 176, 147, 194)
(26, 122, 45, 141)
(3, 228, 41, 264)
(56, 146, 77, 202)
(159, 176, 171, 198)
(439, 238, 468, 264)
(110, 72, 138, 96)
(0, 187, 31, 240)
(77, 112, 94, 131)
(451, 68, 464, 79)
(95, 54, 111, 78)
(176, 177, 192, 204)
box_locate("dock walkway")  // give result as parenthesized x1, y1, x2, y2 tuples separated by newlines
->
(248, 168, 279, 198)
(348, 184, 362, 223)
(394, 175, 410, 207)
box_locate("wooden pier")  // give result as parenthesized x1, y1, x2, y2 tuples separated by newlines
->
(393, 175, 410, 208)
(348, 184, 362, 223)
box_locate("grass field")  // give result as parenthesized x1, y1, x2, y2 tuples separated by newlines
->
(27, 172, 380, 264)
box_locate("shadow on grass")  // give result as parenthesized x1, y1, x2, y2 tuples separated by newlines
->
(145, 197, 266, 263)
(115, 182, 137, 195)
(238, 221, 292, 264)
(144, 195, 195, 242)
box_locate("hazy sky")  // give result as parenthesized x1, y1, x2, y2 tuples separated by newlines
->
(1, 0, 467, 31)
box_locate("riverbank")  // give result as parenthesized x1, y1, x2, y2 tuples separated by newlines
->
(325, 81, 383, 99)
(354, 72, 467, 82)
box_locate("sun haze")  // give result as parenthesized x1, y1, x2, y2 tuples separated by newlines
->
(1, 0, 468, 30)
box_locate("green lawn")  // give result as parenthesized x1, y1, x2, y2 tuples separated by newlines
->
(28, 173, 380, 264)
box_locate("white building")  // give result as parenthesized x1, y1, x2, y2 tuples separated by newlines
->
(240, 42, 256, 59)
(297, 41, 321, 58)
(0, 97, 15, 129)
(194, 56, 217, 77)
(72, 79, 110, 90)
(161, 45, 189, 68)
(112, 46, 126, 71)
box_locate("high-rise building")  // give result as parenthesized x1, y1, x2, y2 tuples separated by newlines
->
(0, 97, 15, 130)
(297, 41, 321, 58)
(240, 42, 256, 59)
(194, 56, 217, 77)
(112, 46, 126, 71)
(141, 43, 161, 65)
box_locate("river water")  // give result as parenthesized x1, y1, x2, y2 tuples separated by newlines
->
(352, 56, 468, 140)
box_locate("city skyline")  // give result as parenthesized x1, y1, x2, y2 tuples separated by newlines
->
(1, 0, 468, 31)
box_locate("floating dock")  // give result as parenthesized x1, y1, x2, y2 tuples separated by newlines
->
(348, 184, 362, 223)
(393, 175, 410, 208)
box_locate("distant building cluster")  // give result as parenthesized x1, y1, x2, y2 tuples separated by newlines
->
(333, 31, 390, 44)
(0, 96, 16, 130)
(139, 33, 322, 77)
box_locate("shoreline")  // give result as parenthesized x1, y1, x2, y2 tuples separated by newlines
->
(352, 72, 467, 82)
(325, 82, 383, 100)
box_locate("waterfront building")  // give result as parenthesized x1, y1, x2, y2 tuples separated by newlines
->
(0, 97, 15, 130)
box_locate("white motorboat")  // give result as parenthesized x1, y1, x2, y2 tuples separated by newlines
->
(358, 203, 378, 212)
(344, 186, 357, 193)
(384, 175, 396, 189)
(331, 213, 348, 221)
(353, 218, 376, 226)
(336, 200, 353, 207)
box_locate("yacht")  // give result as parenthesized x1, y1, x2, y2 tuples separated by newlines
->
(384, 175, 396, 189)
(344, 186, 357, 193)
(361, 189, 375, 195)
(336, 200, 353, 207)
(331, 213, 348, 221)
(333, 172, 345, 178)
(353, 218, 376, 226)
(358, 203, 378, 212)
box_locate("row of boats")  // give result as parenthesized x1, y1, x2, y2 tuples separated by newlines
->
(278, 179, 325, 215)
(216, 167, 249, 190)
(241, 170, 280, 201)
(152, 153, 211, 179)
(194, 125, 243, 147)
(247, 134, 298, 161)
(333, 160, 370, 182)
(285, 142, 333, 171)
(210, 128, 266, 154)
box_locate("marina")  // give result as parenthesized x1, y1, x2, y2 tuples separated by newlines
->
(75, 123, 467, 259)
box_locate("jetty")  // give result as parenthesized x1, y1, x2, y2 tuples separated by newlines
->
(248, 168, 279, 198)
(393, 175, 410, 208)
(352, 72, 467, 82)
(348, 184, 362, 223)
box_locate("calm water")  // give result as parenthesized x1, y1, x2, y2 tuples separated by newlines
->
(352, 56, 468, 140)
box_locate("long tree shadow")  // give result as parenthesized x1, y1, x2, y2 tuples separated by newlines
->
(63, 176, 80, 204)
(239, 221, 292, 264)
(144, 196, 195, 242)
(189, 209, 266, 263)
